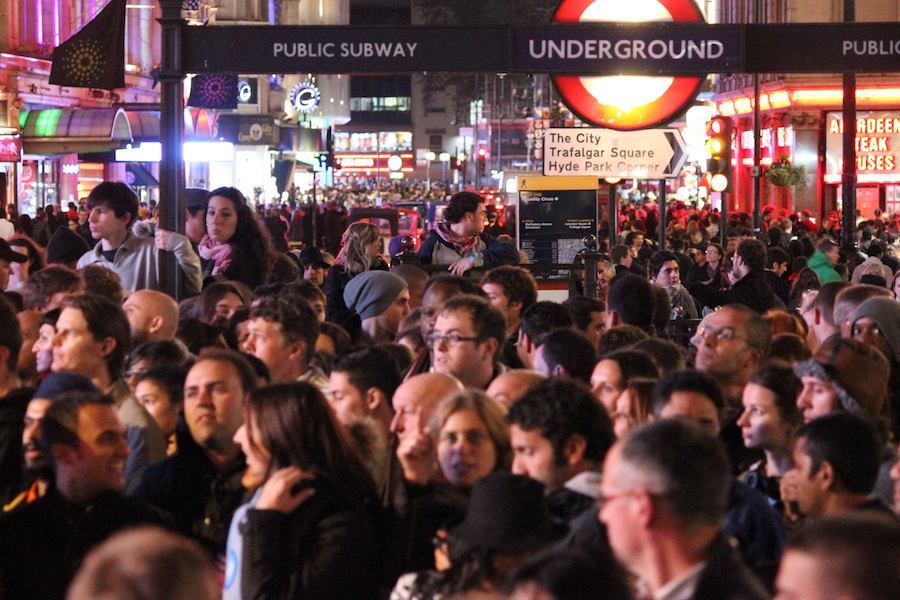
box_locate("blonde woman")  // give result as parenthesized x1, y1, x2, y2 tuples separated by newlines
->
(324, 221, 388, 331)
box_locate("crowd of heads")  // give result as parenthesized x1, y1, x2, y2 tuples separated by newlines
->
(2, 188, 900, 600)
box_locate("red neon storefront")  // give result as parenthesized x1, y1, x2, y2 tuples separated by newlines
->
(714, 83, 900, 221)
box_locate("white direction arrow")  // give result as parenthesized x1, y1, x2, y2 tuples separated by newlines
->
(541, 127, 688, 179)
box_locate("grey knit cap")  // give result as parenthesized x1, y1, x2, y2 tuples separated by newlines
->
(851, 296, 900, 363)
(343, 271, 407, 321)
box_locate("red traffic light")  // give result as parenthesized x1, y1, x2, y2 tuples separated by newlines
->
(477, 147, 487, 158)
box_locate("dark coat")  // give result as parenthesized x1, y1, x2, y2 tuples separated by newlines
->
(690, 533, 770, 600)
(131, 423, 246, 557)
(0, 388, 33, 504)
(0, 488, 170, 600)
(764, 271, 791, 306)
(416, 231, 519, 270)
(725, 478, 787, 592)
(690, 270, 779, 315)
(202, 250, 268, 290)
(324, 259, 390, 334)
(240, 482, 381, 600)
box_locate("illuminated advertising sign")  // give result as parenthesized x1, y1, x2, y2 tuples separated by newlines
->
(0, 137, 21, 163)
(291, 82, 320, 113)
(333, 153, 414, 173)
(333, 131, 412, 153)
(825, 112, 900, 184)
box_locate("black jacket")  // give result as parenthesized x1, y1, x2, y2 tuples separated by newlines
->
(416, 231, 519, 270)
(764, 271, 791, 306)
(690, 534, 770, 600)
(131, 422, 246, 557)
(202, 250, 268, 290)
(240, 481, 381, 600)
(0, 488, 170, 600)
(0, 388, 34, 504)
(690, 270, 779, 315)
(324, 259, 390, 334)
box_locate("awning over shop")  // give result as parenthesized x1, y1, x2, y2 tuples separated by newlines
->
(123, 109, 219, 142)
(21, 108, 133, 155)
(125, 163, 159, 188)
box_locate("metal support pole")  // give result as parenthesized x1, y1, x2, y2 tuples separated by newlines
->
(581, 235, 600, 299)
(608, 182, 618, 251)
(658, 179, 666, 246)
(158, 0, 185, 299)
(721, 192, 729, 243)
(841, 0, 857, 251)
(751, 0, 762, 231)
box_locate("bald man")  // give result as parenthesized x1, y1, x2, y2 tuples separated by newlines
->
(390, 372, 463, 438)
(485, 369, 545, 408)
(122, 290, 179, 346)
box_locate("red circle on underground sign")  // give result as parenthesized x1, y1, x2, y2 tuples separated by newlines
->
(551, 0, 706, 131)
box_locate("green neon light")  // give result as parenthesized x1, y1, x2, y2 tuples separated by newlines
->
(34, 110, 62, 137)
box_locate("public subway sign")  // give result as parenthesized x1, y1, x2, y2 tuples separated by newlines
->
(542, 127, 688, 179)
(515, 24, 743, 75)
(182, 26, 511, 74)
(182, 22, 900, 76)
(744, 23, 900, 73)
(824, 112, 900, 184)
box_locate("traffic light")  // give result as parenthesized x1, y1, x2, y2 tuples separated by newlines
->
(453, 156, 464, 170)
(476, 147, 487, 179)
(706, 116, 733, 193)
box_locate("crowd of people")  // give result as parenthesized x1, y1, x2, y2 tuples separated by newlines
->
(0, 182, 897, 600)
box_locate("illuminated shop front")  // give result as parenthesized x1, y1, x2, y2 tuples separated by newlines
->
(715, 83, 900, 221)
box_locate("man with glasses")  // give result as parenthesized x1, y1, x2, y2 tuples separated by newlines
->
(692, 305, 772, 475)
(599, 419, 768, 600)
(417, 191, 519, 276)
(430, 294, 507, 389)
(692, 305, 771, 406)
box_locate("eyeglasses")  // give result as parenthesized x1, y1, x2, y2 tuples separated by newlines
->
(427, 332, 482, 349)
(690, 325, 745, 346)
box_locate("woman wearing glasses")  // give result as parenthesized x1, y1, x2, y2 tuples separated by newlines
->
(689, 243, 724, 287)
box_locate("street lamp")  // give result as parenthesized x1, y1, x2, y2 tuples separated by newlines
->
(439, 152, 450, 183)
(426, 151, 436, 188)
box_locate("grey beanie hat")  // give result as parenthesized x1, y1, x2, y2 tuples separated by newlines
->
(343, 271, 407, 321)
(851, 296, 900, 363)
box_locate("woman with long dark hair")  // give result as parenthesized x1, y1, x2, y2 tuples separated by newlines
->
(224, 382, 380, 600)
(199, 187, 274, 290)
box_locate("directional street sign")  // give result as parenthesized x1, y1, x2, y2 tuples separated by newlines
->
(541, 127, 688, 179)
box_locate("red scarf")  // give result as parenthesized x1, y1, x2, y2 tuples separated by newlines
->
(435, 222, 478, 257)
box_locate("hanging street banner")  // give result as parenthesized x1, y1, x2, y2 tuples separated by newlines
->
(541, 128, 687, 178)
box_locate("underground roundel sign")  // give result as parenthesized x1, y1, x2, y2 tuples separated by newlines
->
(552, 0, 705, 131)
